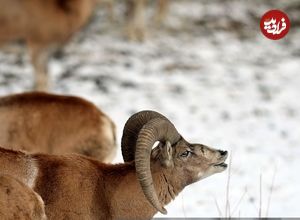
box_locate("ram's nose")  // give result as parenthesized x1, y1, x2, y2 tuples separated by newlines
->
(218, 150, 228, 157)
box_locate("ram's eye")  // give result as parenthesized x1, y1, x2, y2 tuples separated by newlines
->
(180, 150, 191, 158)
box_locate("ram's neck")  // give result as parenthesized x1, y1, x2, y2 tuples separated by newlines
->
(104, 162, 184, 219)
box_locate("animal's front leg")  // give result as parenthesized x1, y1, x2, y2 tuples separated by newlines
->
(155, 0, 169, 25)
(126, 0, 146, 42)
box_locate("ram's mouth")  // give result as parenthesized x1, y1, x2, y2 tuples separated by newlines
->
(213, 153, 228, 169)
(214, 162, 228, 168)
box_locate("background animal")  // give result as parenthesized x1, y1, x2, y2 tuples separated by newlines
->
(0, 0, 169, 90)
(0, 0, 100, 91)
(0, 174, 47, 220)
(0, 92, 116, 163)
(0, 110, 227, 219)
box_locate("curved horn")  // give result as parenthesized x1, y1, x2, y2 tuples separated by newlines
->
(121, 110, 168, 162)
(135, 116, 181, 214)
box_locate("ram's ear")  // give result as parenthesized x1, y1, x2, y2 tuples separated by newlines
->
(150, 141, 174, 168)
(159, 141, 174, 168)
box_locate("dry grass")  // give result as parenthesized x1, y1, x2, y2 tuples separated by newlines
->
(259, 173, 262, 218)
(214, 152, 277, 218)
(265, 166, 277, 217)
(181, 193, 187, 219)
(224, 153, 233, 218)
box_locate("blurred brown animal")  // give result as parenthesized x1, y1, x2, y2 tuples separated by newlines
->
(0, 174, 47, 220)
(0, 92, 116, 163)
(0, 0, 100, 91)
(0, 110, 228, 219)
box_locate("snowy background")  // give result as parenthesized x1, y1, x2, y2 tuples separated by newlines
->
(0, 0, 300, 217)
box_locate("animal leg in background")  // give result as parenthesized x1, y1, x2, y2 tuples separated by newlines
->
(155, 0, 169, 24)
(126, 0, 146, 42)
(28, 42, 52, 91)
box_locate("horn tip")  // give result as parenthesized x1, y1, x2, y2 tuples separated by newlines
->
(159, 207, 168, 215)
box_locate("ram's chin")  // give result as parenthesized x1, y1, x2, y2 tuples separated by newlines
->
(213, 162, 228, 173)
(197, 165, 227, 180)
(197, 169, 215, 180)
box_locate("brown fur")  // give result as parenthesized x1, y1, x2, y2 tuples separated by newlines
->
(0, 174, 47, 220)
(0, 92, 116, 163)
(0, 137, 227, 219)
(0, 0, 99, 90)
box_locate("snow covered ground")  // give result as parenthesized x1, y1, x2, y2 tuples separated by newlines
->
(0, 0, 299, 217)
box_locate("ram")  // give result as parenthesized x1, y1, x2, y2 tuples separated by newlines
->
(0, 111, 227, 219)
(0, 0, 100, 91)
(0, 92, 116, 163)
(0, 110, 227, 219)
(0, 174, 47, 220)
